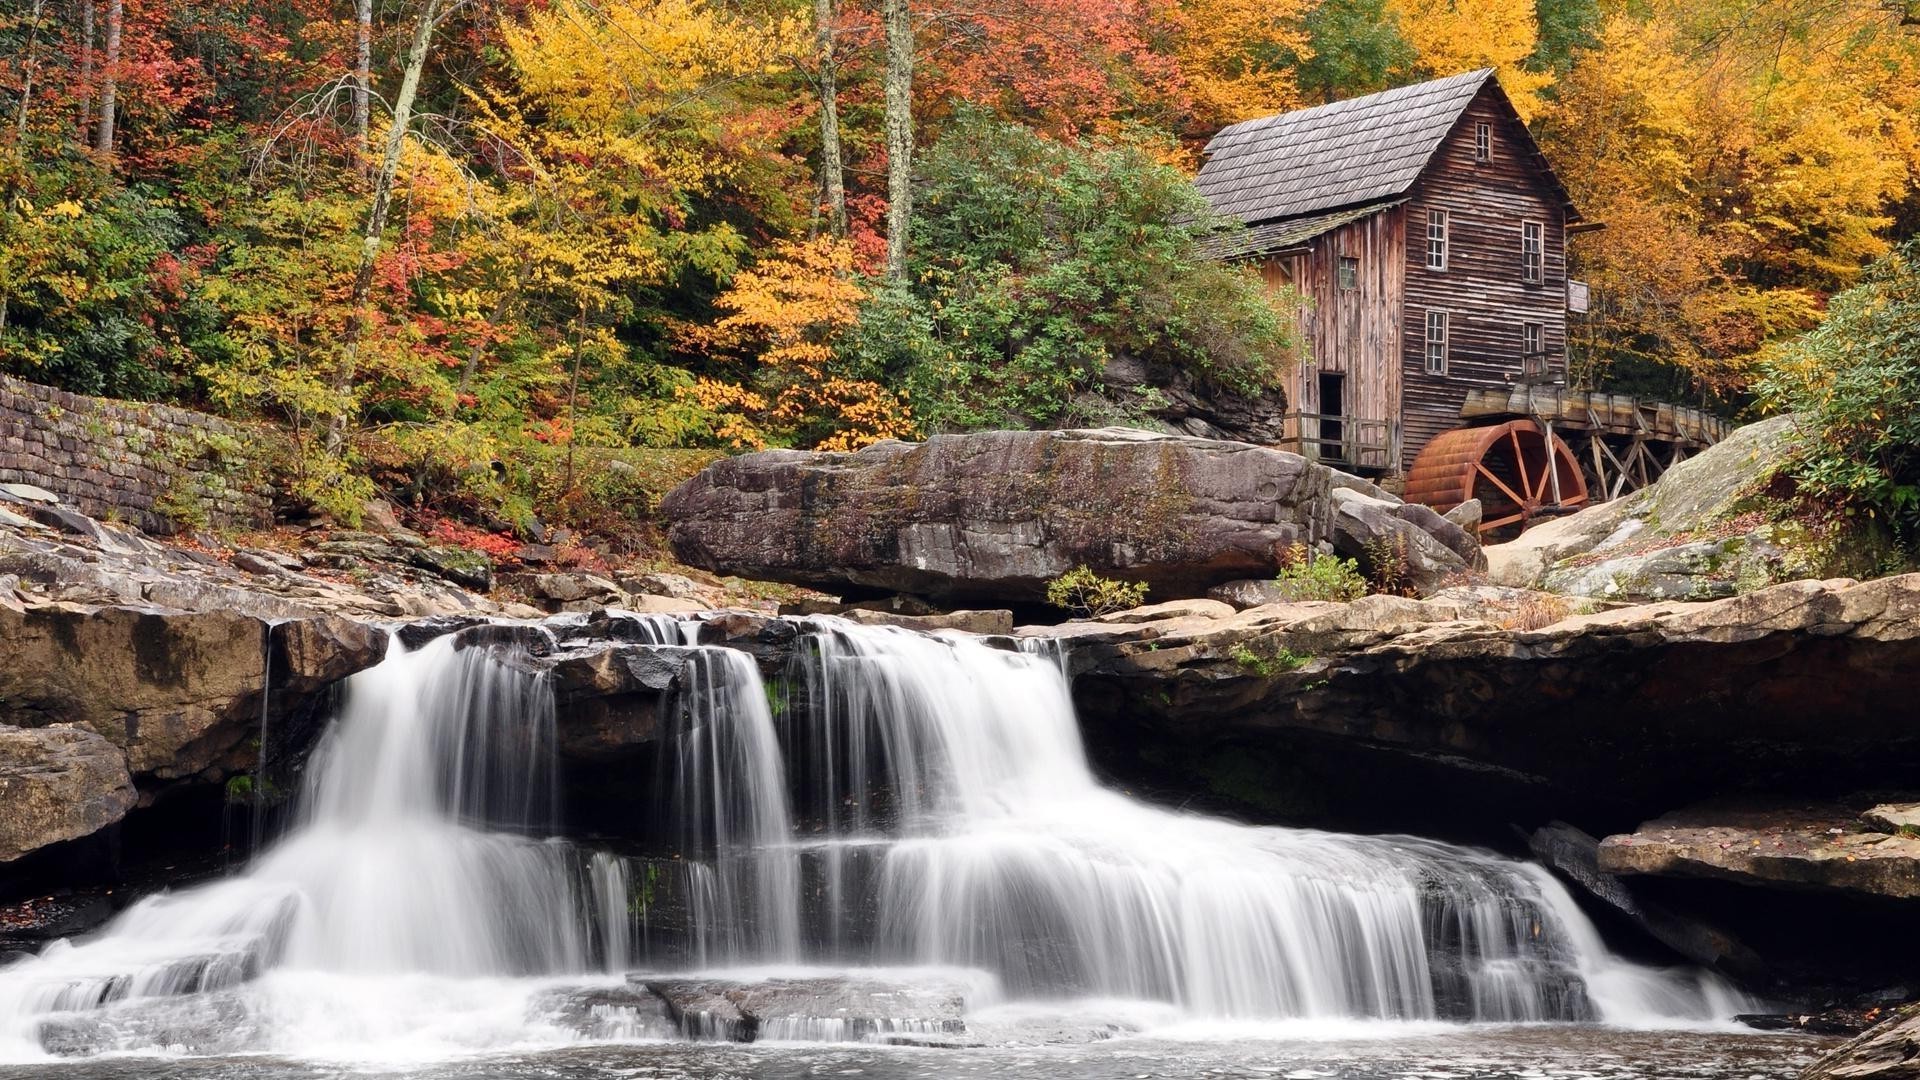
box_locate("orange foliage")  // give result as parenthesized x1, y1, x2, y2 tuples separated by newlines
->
(689, 238, 913, 451)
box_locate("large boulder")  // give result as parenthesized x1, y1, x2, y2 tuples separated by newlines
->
(0, 725, 136, 863)
(663, 427, 1341, 604)
(0, 605, 387, 782)
(1488, 416, 1807, 599)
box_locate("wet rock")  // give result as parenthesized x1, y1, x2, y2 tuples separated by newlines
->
(663, 427, 1338, 604)
(1529, 822, 1762, 978)
(547, 644, 699, 759)
(528, 984, 676, 1040)
(36, 990, 260, 1057)
(395, 614, 493, 650)
(835, 608, 1015, 635)
(1802, 1001, 1920, 1079)
(639, 975, 973, 1043)
(0, 725, 136, 863)
(1598, 802, 1920, 900)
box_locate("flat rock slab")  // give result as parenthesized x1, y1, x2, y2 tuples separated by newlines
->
(1598, 802, 1920, 900)
(639, 975, 973, 1043)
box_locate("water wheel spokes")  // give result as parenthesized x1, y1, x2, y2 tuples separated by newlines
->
(1403, 419, 1590, 538)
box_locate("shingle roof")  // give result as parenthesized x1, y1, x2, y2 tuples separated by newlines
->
(1195, 70, 1496, 226)
(1197, 202, 1401, 260)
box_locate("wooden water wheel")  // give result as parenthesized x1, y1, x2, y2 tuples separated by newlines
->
(1403, 419, 1589, 537)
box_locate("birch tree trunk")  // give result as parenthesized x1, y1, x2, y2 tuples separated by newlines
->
(93, 0, 121, 157)
(326, 0, 441, 453)
(882, 0, 913, 281)
(814, 0, 847, 237)
(352, 0, 372, 160)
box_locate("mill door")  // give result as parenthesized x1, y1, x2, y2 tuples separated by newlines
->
(1318, 371, 1347, 463)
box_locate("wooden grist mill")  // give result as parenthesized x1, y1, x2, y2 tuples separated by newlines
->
(1194, 69, 1730, 539)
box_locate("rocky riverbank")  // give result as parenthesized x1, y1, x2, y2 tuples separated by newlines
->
(5, 420, 1919, 1077)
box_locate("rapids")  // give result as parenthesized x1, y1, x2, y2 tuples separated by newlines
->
(0, 614, 1757, 1063)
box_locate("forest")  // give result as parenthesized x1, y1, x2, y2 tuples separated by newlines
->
(0, 0, 1916, 540)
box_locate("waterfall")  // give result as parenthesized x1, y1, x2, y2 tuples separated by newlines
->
(663, 620, 1748, 1024)
(0, 633, 625, 1059)
(0, 614, 1752, 1062)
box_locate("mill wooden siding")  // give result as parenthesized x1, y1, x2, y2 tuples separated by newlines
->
(1261, 209, 1407, 468)
(1398, 87, 1569, 472)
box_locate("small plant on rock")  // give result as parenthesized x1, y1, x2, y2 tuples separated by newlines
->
(1045, 565, 1149, 618)
(1271, 543, 1368, 602)
(1362, 534, 1418, 597)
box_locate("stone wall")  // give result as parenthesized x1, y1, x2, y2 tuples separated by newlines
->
(0, 375, 275, 534)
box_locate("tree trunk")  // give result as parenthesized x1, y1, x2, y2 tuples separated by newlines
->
(93, 0, 121, 157)
(352, 0, 372, 160)
(882, 0, 913, 281)
(326, 0, 441, 453)
(814, 0, 847, 237)
(76, 0, 94, 136)
(15, 0, 45, 140)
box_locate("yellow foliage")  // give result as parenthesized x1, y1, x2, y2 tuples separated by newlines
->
(1391, 0, 1551, 119)
(1176, 0, 1313, 127)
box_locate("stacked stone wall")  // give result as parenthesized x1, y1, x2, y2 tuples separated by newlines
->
(0, 375, 275, 534)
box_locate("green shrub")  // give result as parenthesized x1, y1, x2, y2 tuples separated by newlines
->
(1756, 240, 1920, 540)
(844, 111, 1304, 432)
(1045, 565, 1150, 617)
(1271, 543, 1368, 602)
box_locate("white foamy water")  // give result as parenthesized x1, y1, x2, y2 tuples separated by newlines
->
(0, 614, 1755, 1063)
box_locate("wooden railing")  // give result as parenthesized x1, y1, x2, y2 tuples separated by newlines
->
(1275, 413, 1395, 471)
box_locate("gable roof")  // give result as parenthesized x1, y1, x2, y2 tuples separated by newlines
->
(1194, 70, 1579, 231)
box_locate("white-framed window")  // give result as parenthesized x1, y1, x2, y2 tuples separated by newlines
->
(1426, 209, 1448, 271)
(1338, 256, 1358, 290)
(1425, 310, 1449, 375)
(1522, 220, 1543, 284)
(1475, 121, 1492, 162)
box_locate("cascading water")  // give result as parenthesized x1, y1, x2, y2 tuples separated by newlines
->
(671, 622, 1750, 1025)
(0, 632, 634, 1060)
(0, 613, 1753, 1064)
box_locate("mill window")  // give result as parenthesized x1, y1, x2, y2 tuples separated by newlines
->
(1523, 321, 1544, 357)
(1426, 209, 1448, 271)
(1338, 256, 1359, 290)
(1425, 310, 1449, 375)
(1475, 122, 1492, 162)
(1522, 220, 1543, 284)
